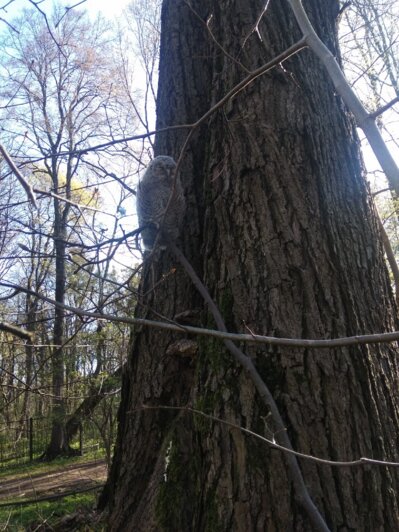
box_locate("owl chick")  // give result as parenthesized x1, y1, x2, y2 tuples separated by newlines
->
(137, 155, 185, 250)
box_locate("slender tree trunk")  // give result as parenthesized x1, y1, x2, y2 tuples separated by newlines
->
(42, 199, 74, 459)
(65, 366, 122, 443)
(18, 294, 36, 431)
(103, 1, 399, 530)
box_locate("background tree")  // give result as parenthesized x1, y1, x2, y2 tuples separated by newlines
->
(0, 164, 130, 440)
(0, 5, 134, 458)
(340, 0, 399, 293)
(102, 1, 399, 530)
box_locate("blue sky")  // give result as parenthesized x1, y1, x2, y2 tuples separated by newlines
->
(1, 0, 131, 23)
(77, 0, 131, 18)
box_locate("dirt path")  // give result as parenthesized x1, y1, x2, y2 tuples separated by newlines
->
(0, 460, 107, 503)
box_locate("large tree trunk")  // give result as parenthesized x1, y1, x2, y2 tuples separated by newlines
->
(102, 1, 399, 530)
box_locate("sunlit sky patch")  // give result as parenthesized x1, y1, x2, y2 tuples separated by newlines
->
(1, 0, 131, 23)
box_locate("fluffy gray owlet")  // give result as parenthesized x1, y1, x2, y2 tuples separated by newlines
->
(137, 155, 185, 250)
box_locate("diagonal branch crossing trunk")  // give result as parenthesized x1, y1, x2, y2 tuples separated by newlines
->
(102, 1, 399, 530)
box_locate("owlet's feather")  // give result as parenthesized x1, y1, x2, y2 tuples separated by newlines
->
(136, 155, 185, 250)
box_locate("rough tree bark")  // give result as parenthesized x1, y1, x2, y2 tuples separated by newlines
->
(42, 179, 75, 459)
(102, 1, 399, 530)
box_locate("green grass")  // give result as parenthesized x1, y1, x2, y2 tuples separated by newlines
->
(0, 453, 107, 530)
(0, 491, 103, 531)
(0, 447, 106, 481)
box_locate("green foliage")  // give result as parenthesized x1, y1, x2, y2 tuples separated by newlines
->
(0, 492, 99, 531)
(0, 457, 106, 530)
(0, 454, 101, 481)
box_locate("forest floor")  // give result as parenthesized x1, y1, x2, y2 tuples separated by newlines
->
(0, 459, 107, 504)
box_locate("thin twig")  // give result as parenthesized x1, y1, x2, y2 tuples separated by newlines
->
(287, 0, 399, 194)
(55, 0, 87, 27)
(175, 37, 308, 175)
(184, 1, 250, 73)
(241, 0, 271, 47)
(2, 280, 399, 350)
(0, 143, 37, 207)
(0, 15, 19, 32)
(28, 0, 67, 59)
(167, 242, 330, 532)
(23, 39, 306, 165)
(377, 214, 399, 306)
(156, 39, 308, 250)
(33, 187, 116, 217)
(370, 95, 399, 119)
(141, 405, 399, 469)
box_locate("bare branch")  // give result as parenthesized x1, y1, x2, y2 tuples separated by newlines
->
(172, 38, 308, 211)
(141, 405, 399, 469)
(167, 242, 329, 532)
(0, 143, 37, 207)
(29, 39, 305, 163)
(55, 0, 87, 27)
(241, 0, 271, 47)
(27, 0, 67, 58)
(33, 186, 116, 217)
(377, 212, 399, 305)
(0, 321, 34, 341)
(370, 95, 399, 119)
(0, 0, 17, 10)
(2, 280, 399, 350)
(0, 15, 19, 32)
(184, 2, 251, 73)
(287, 0, 399, 194)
